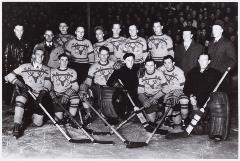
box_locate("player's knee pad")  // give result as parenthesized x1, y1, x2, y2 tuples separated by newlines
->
(70, 95, 80, 108)
(179, 96, 189, 105)
(15, 96, 27, 109)
(32, 114, 44, 126)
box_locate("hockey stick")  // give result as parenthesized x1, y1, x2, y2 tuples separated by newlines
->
(112, 79, 166, 134)
(28, 90, 93, 143)
(145, 105, 172, 144)
(83, 100, 147, 148)
(185, 67, 231, 135)
(55, 101, 114, 144)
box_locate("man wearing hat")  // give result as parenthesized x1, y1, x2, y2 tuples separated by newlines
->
(207, 19, 236, 74)
(107, 52, 168, 134)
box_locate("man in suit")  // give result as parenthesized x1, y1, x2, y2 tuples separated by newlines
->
(175, 26, 204, 75)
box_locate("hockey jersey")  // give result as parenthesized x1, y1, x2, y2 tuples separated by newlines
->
(148, 34, 174, 62)
(85, 60, 115, 86)
(6, 63, 51, 94)
(106, 36, 126, 62)
(138, 69, 168, 97)
(50, 67, 79, 94)
(65, 38, 94, 63)
(123, 36, 148, 64)
(158, 65, 185, 91)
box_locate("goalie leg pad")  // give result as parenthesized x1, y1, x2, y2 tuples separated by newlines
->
(207, 92, 230, 141)
(100, 86, 118, 118)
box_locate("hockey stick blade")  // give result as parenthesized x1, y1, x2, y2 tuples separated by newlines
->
(83, 127, 111, 135)
(125, 141, 148, 149)
(69, 138, 92, 143)
(92, 140, 115, 144)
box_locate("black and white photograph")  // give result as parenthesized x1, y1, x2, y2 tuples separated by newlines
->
(2, 1, 238, 159)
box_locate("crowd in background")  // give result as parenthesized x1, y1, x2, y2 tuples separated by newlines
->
(2, 2, 238, 51)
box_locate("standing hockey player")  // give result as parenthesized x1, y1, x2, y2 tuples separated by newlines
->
(92, 26, 115, 63)
(65, 26, 94, 84)
(53, 22, 74, 48)
(4, 48, 51, 138)
(106, 23, 127, 63)
(123, 24, 148, 70)
(49, 53, 80, 124)
(148, 20, 174, 67)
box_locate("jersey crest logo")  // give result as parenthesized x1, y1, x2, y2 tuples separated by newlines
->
(53, 72, 72, 86)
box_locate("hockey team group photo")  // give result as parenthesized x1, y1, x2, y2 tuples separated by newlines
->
(2, 2, 238, 159)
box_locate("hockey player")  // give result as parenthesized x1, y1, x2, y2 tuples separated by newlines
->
(65, 26, 94, 84)
(123, 24, 148, 70)
(53, 22, 74, 48)
(4, 48, 51, 138)
(92, 26, 115, 63)
(107, 52, 168, 134)
(106, 23, 127, 63)
(80, 46, 118, 125)
(148, 20, 174, 67)
(49, 53, 80, 124)
(158, 55, 189, 135)
(138, 58, 169, 123)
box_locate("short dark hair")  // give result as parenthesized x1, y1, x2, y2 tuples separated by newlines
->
(163, 55, 175, 62)
(58, 53, 69, 60)
(99, 46, 109, 53)
(123, 52, 135, 60)
(144, 57, 155, 65)
(94, 26, 104, 33)
(198, 53, 211, 60)
(183, 26, 194, 34)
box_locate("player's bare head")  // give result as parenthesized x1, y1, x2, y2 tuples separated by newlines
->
(145, 57, 156, 74)
(94, 26, 104, 41)
(163, 55, 175, 71)
(75, 26, 85, 39)
(99, 46, 109, 62)
(14, 25, 24, 39)
(58, 53, 69, 68)
(153, 20, 163, 35)
(129, 24, 138, 37)
(59, 22, 69, 34)
(33, 48, 45, 64)
(44, 30, 54, 42)
(112, 23, 121, 36)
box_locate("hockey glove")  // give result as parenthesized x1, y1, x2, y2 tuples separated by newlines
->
(35, 90, 47, 106)
(14, 79, 29, 93)
(113, 61, 123, 70)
